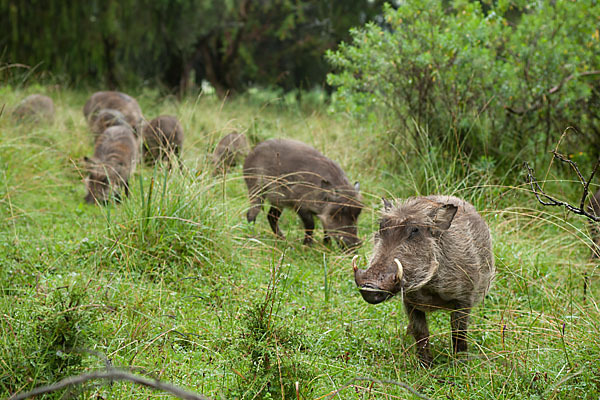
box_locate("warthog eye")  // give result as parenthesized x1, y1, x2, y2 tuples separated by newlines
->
(409, 227, 419, 237)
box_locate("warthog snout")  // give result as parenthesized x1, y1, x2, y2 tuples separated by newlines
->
(357, 284, 392, 304)
(353, 255, 399, 303)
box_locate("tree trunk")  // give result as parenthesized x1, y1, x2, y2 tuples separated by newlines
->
(199, 41, 228, 98)
(103, 35, 118, 89)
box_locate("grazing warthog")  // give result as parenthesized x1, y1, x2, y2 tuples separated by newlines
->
(243, 138, 363, 249)
(90, 109, 129, 138)
(84, 126, 138, 205)
(588, 189, 600, 258)
(83, 91, 143, 136)
(13, 94, 55, 123)
(141, 115, 183, 166)
(212, 131, 250, 174)
(353, 195, 495, 366)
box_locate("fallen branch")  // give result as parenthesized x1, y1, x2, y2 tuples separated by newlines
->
(8, 368, 213, 400)
(317, 376, 432, 400)
(523, 150, 600, 222)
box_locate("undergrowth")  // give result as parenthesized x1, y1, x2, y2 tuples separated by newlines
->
(1, 87, 599, 399)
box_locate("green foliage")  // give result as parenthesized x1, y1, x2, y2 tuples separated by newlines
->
(327, 0, 600, 167)
(98, 166, 229, 279)
(2, 87, 600, 399)
(0, 0, 385, 94)
(0, 281, 96, 396)
(228, 260, 314, 399)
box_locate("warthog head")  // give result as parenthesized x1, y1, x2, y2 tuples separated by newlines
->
(319, 182, 363, 250)
(353, 198, 458, 304)
(83, 157, 123, 205)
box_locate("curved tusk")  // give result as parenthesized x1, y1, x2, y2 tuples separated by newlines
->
(352, 255, 359, 272)
(394, 258, 403, 281)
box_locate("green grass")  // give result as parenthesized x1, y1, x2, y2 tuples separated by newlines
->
(1, 85, 600, 399)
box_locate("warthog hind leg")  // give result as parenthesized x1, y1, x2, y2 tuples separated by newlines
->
(267, 206, 284, 239)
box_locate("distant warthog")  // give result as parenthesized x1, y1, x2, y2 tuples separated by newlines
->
(588, 189, 600, 258)
(83, 91, 143, 136)
(141, 115, 183, 166)
(243, 138, 363, 249)
(353, 195, 495, 366)
(13, 94, 55, 123)
(90, 109, 129, 139)
(212, 132, 250, 174)
(84, 126, 138, 205)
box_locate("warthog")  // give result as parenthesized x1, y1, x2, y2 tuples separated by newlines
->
(84, 126, 138, 204)
(588, 188, 600, 258)
(13, 94, 55, 123)
(83, 91, 143, 136)
(353, 195, 495, 366)
(90, 109, 129, 139)
(141, 115, 183, 166)
(212, 132, 250, 174)
(243, 138, 362, 249)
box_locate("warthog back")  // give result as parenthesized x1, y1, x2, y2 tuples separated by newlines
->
(212, 132, 250, 174)
(83, 91, 143, 136)
(13, 94, 55, 123)
(141, 115, 183, 166)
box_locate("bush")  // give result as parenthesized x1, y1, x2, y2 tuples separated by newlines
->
(0, 282, 96, 396)
(98, 166, 230, 279)
(327, 0, 600, 167)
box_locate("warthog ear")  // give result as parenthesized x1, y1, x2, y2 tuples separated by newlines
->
(432, 203, 458, 230)
(82, 156, 94, 169)
(382, 197, 393, 211)
(321, 179, 337, 200)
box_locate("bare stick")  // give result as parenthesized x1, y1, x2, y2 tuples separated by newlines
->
(317, 376, 432, 400)
(8, 368, 213, 400)
(523, 151, 600, 222)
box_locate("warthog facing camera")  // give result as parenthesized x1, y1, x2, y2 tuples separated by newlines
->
(244, 138, 362, 249)
(353, 195, 494, 366)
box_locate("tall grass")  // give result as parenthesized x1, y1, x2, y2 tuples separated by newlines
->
(1, 87, 599, 399)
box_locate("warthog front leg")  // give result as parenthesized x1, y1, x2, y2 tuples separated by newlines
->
(451, 303, 471, 354)
(405, 302, 432, 366)
(267, 206, 284, 239)
(246, 195, 264, 223)
(297, 208, 315, 245)
(123, 180, 130, 198)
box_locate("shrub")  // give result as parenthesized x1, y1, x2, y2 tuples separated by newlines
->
(0, 282, 96, 396)
(327, 0, 600, 167)
(98, 166, 230, 279)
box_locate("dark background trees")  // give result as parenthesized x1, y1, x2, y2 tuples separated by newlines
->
(0, 0, 384, 96)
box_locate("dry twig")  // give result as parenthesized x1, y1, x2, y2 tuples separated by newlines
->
(317, 376, 432, 400)
(8, 368, 213, 400)
(524, 150, 600, 222)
